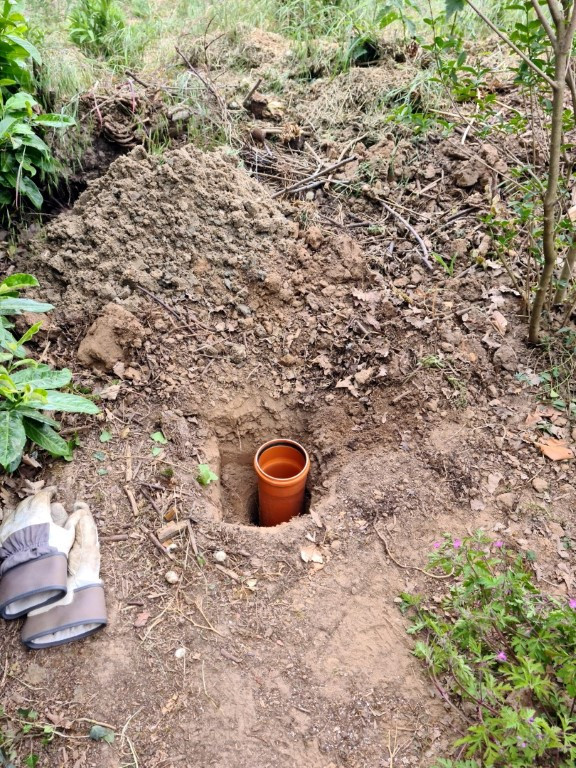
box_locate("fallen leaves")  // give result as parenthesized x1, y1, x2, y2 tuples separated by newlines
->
(300, 544, 324, 564)
(537, 438, 574, 462)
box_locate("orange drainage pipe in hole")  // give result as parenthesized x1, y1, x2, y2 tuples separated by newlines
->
(254, 439, 310, 527)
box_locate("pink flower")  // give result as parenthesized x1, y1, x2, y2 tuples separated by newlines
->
(569, 598, 576, 610)
(453, 539, 462, 549)
(493, 540, 503, 548)
(433, 541, 441, 549)
(496, 651, 507, 662)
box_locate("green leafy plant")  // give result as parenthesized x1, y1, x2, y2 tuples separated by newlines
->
(0, 90, 74, 211)
(88, 724, 115, 744)
(0, 1, 74, 217)
(68, 0, 126, 59)
(0, 273, 99, 471)
(432, 250, 458, 276)
(0, 705, 57, 767)
(196, 464, 218, 486)
(0, 0, 40, 93)
(401, 533, 576, 767)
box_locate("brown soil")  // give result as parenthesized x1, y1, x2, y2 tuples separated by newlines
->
(1, 36, 576, 768)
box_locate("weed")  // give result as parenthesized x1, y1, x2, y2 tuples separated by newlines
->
(401, 532, 576, 767)
(0, 705, 58, 766)
(433, 251, 458, 276)
(69, 0, 126, 59)
(197, 463, 218, 486)
(0, 0, 74, 219)
(0, 273, 99, 471)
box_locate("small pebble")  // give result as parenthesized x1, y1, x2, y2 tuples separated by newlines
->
(174, 647, 186, 659)
(164, 570, 180, 584)
(532, 477, 549, 493)
(213, 550, 227, 562)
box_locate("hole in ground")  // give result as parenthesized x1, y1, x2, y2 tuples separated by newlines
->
(208, 399, 323, 526)
(220, 450, 313, 526)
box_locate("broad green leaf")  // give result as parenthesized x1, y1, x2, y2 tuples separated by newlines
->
(4, 35, 41, 64)
(0, 297, 54, 314)
(23, 418, 71, 458)
(150, 430, 167, 444)
(11, 365, 72, 390)
(99, 429, 112, 442)
(445, 0, 465, 18)
(0, 115, 17, 139)
(196, 463, 218, 486)
(89, 725, 115, 744)
(0, 409, 26, 469)
(13, 407, 60, 428)
(4, 90, 37, 113)
(34, 390, 100, 414)
(0, 322, 24, 357)
(18, 175, 43, 209)
(34, 113, 75, 128)
(16, 320, 42, 346)
(0, 273, 39, 292)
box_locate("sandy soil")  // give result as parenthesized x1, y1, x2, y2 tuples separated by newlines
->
(0, 32, 575, 768)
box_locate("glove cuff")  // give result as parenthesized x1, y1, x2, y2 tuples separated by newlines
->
(0, 553, 68, 619)
(21, 584, 107, 649)
(0, 523, 58, 576)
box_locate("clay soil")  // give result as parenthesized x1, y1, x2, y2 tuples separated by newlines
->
(1, 31, 576, 768)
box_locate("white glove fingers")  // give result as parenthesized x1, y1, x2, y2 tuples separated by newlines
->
(68, 511, 101, 581)
(50, 502, 68, 527)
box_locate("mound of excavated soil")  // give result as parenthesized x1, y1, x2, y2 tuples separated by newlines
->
(33, 145, 299, 312)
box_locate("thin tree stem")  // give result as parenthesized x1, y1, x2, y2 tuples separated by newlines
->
(464, 0, 558, 89)
(553, 234, 576, 304)
(529, 49, 567, 342)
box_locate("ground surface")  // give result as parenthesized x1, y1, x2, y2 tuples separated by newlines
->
(1, 28, 576, 768)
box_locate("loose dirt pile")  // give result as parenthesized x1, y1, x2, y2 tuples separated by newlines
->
(33, 145, 298, 312)
(2, 38, 576, 768)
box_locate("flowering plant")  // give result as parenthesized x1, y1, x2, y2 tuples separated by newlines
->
(400, 532, 576, 767)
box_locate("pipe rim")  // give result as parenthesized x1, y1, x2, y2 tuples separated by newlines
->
(254, 439, 310, 485)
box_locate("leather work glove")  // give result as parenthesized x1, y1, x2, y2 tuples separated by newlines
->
(0, 487, 77, 619)
(22, 501, 107, 649)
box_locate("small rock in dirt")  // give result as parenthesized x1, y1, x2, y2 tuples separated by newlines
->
(229, 344, 247, 364)
(454, 160, 481, 188)
(213, 550, 227, 562)
(279, 353, 299, 367)
(174, 647, 187, 659)
(354, 367, 373, 386)
(164, 570, 180, 584)
(305, 226, 324, 250)
(532, 477, 549, 493)
(236, 304, 252, 317)
(78, 302, 146, 372)
(492, 344, 517, 372)
(496, 492, 516, 510)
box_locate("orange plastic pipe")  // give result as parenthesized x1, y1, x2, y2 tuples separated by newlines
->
(254, 439, 310, 527)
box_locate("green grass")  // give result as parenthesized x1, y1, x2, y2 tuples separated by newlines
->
(22, 0, 528, 91)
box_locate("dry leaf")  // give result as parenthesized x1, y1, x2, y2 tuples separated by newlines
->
(245, 579, 258, 591)
(335, 376, 359, 397)
(300, 544, 324, 564)
(490, 311, 508, 335)
(351, 288, 381, 303)
(537, 438, 574, 461)
(525, 406, 558, 427)
(134, 611, 150, 628)
(486, 473, 503, 495)
(310, 509, 323, 528)
(99, 384, 121, 401)
(313, 354, 332, 374)
(354, 367, 374, 386)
